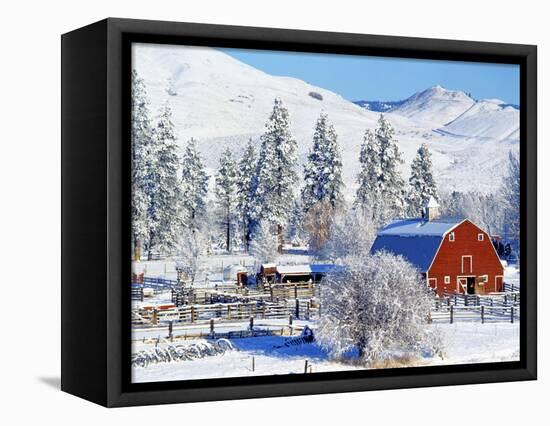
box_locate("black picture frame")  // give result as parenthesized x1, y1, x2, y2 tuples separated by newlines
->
(61, 17, 537, 407)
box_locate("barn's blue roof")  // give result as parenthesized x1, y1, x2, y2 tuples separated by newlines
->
(371, 219, 462, 272)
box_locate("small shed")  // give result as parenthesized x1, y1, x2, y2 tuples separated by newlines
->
(276, 264, 338, 284)
(223, 264, 248, 281)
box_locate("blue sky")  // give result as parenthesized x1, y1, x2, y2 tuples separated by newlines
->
(221, 48, 520, 105)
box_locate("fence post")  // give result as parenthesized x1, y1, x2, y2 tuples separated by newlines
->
(511, 306, 514, 323)
(450, 305, 454, 324)
(227, 305, 231, 320)
(307, 301, 311, 320)
(210, 318, 215, 335)
(289, 313, 293, 326)
(262, 304, 266, 319)
(191, 306, 195, 323)
(294, 283, 298, 299)
(481, 305, 485, 324)
(249, 316, 254, 331)
(295, 299, 300, 319)
(152, 309, 158, 325)
(304, 360, 309, 374)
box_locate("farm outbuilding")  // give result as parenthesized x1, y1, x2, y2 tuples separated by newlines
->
(371, 198, 504, 296)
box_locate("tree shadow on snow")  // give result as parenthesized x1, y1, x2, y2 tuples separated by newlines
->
(229, 336, 331, 360)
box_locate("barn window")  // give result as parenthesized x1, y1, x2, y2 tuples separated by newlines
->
(479, 275, 488, 283)
(478, 233, 484, 241)
(449, 232, 455, 242)
(444, 276, 450, 284)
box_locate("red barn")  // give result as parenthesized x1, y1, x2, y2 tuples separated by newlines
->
(371, 199, 504, 296)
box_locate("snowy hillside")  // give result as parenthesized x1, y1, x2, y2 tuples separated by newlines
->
(133, 44, 519, 196)
(441, 99, 520, 141)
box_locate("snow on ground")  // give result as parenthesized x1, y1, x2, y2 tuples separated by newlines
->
(132, 322, 520, 383)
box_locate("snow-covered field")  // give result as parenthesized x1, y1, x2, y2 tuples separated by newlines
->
(132, 322, 519, 383)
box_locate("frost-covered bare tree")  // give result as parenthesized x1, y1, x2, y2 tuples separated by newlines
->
(320, 207, 378, 261)
(176, 227, 207, 285)
(317, 251, 443, 365)
(303, 200, 335, 254)
(249, 220, 279, 266)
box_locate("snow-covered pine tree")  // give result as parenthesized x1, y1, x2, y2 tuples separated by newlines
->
(249, 220, 278, 266)
(248, 98, 298, 252)
(355, 115, 405, 223)
(146, 102, 183, 258)
(376, 115, 406, 220)
(501, 151, 520, 243)
(180, 138, 209, 232)
(301, 112, 344, 211)
(355, 128, 381, 212)
(236, 140, 257, 251)
(301, 113, 344, 254)
(214, 147, 238, 252)
(407, 143, 439, 217)
(131, 70, 155, 261)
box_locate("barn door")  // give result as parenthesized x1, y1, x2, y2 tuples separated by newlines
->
(457, 277, 468, 293)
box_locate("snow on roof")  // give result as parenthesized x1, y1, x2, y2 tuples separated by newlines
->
(261, 263, 277, 268)
(378, 218, 460, 237)
(425, 196, 440, 208)
(276, 265, 312, 275)
(276, 264, 338, 275)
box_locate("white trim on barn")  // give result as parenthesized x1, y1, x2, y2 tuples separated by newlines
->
(461, 255, 473, 274)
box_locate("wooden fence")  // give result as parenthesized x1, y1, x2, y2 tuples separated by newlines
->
(134, 299, 320, 326)
(430, 304, 520, 324)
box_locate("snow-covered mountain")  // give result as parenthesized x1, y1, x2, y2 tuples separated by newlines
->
(133, 43, 519, 196)
(390, 85, 476, 127)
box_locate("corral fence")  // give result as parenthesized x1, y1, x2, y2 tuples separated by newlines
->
(133, 298, 320, 327)
(430, 304, 520, 324)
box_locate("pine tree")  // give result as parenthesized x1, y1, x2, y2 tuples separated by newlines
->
(180, 138, 209, 232)
(146, 102, 183, 258)
(249, 98, 298, 252)
(236, 140, 257, 251)
(131, 70, 155, 261)
(377, 115, 405, 219)
(301, 112, 344, 211)
(355, 115, 405, 223)
(214, 147, 238, 252)
(407, 143, 439, 217)
(355, 128, 381, 211)
(502, 151, 520, 243)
